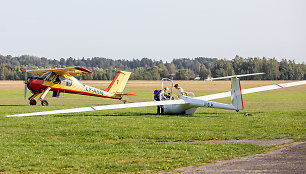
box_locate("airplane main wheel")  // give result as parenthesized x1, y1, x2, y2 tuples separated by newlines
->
(29, 99, 37, 105)
(41, 100, 48, 106)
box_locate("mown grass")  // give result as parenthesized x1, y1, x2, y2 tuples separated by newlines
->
(0, 80, 305, 173)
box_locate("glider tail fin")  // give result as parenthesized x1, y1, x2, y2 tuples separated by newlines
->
(231, 77, 244, 111)
(106, 71, 131, 94)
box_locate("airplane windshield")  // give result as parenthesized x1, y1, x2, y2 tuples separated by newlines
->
(40, 72, 51, 80)
(69, 76, 85, 86)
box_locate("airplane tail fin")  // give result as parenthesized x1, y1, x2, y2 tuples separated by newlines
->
(105, 71, 131, 94)
(231, 77, 244, 111)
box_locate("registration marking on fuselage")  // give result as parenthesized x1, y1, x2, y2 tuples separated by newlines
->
(85, 87, 104, 95)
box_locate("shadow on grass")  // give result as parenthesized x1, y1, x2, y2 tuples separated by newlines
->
(196, 111, 264, 116)
(55, 112, 198, 118)
(55, 112, 156, 117)
(0, 104, 28, 106)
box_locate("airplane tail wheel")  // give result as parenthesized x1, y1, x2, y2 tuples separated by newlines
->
(29, 99, 37, 105)
(41, 100, 48, 106)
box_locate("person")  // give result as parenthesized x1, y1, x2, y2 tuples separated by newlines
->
(174, 84, 184, 98)
(53, 75, 61, 84)
(157, 87, 169, 114)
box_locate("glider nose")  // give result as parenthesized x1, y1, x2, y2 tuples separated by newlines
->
(27, 77, 44, 91)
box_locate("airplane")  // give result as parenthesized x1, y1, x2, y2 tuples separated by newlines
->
(23, 66, 133, 106)
(6, 72, 306, 117)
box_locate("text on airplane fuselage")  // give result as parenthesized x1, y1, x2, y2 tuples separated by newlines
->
(85, 87, 104, 95)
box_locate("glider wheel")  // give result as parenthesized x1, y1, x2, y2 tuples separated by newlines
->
(41, 100, 48, 106)
(29, 99, 37, 105)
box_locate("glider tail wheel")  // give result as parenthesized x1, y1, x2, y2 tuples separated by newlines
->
(41, 100, 48, 106)
(29, 99, 36, 105)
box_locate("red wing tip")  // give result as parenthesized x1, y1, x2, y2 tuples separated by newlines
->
(75, 66, 93, 74)
(277, 84, 284, 88)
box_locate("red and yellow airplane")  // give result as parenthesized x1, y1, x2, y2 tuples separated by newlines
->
(24, 66, 133, 106)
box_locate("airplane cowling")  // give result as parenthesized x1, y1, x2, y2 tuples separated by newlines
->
(28, 79, 44, 91)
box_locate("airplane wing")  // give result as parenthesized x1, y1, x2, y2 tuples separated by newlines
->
(6, 80, 306, 117)
(26, 66, 93, 76)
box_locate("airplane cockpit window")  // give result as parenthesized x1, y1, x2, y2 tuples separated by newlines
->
(69, 76, 85, 86)
(53, 75, 61, 84)
(45, 72, 57, 81)
(57, 76, 72, 86)
(40, 72, 51, 80)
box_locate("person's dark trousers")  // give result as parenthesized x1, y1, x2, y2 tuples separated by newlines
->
(157, 105, 164, 115)
(157, 105, 161, 114)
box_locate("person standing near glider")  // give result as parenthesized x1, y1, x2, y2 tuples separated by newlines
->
(154, 87, 169, 114)
(174, 84, 184, 98)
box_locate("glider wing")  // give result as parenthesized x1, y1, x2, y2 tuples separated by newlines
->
(6, 99, 186, 117)
(195, 80, 306, 101)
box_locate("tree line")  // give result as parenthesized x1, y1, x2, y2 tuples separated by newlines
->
(0, 54, 305, 80)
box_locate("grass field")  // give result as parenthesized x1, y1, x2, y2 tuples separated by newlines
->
(0, 80, 305, 173)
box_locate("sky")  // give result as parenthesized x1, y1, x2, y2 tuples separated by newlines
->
(0, 0, 305, 63)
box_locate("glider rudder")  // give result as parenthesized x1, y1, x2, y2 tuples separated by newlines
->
(231, 77, 244, 111)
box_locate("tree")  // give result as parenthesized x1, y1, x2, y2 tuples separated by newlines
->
(199, 64, 208, 80)
(167, 63, 177, 75)
(158, 63, 170, 78)
(279, 59, 289, 80)
(175, 69, 189, 80)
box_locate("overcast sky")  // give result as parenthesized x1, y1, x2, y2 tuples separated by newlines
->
(0, 0, 305, 63)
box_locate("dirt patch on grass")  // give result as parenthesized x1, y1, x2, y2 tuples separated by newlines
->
(204, 139, 294, 146)
(159, 139, 294, 146)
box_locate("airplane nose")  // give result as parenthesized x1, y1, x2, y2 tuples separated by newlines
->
(27, 78, 44, 91)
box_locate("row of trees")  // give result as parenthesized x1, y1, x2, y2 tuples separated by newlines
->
(0, 54, 305, 80)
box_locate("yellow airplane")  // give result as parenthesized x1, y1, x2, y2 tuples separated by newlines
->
(24, 66, 133, 106)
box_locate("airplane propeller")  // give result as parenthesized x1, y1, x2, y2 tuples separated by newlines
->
(24, 66, 27, 99)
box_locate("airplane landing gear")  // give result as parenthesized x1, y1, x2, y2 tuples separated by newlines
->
(120, 99, 127, 104)
(29, 99, 37, 105)
(41, 100, 48, 106)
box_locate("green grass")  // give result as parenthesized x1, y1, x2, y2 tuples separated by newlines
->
(0, 80, 305, 173)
